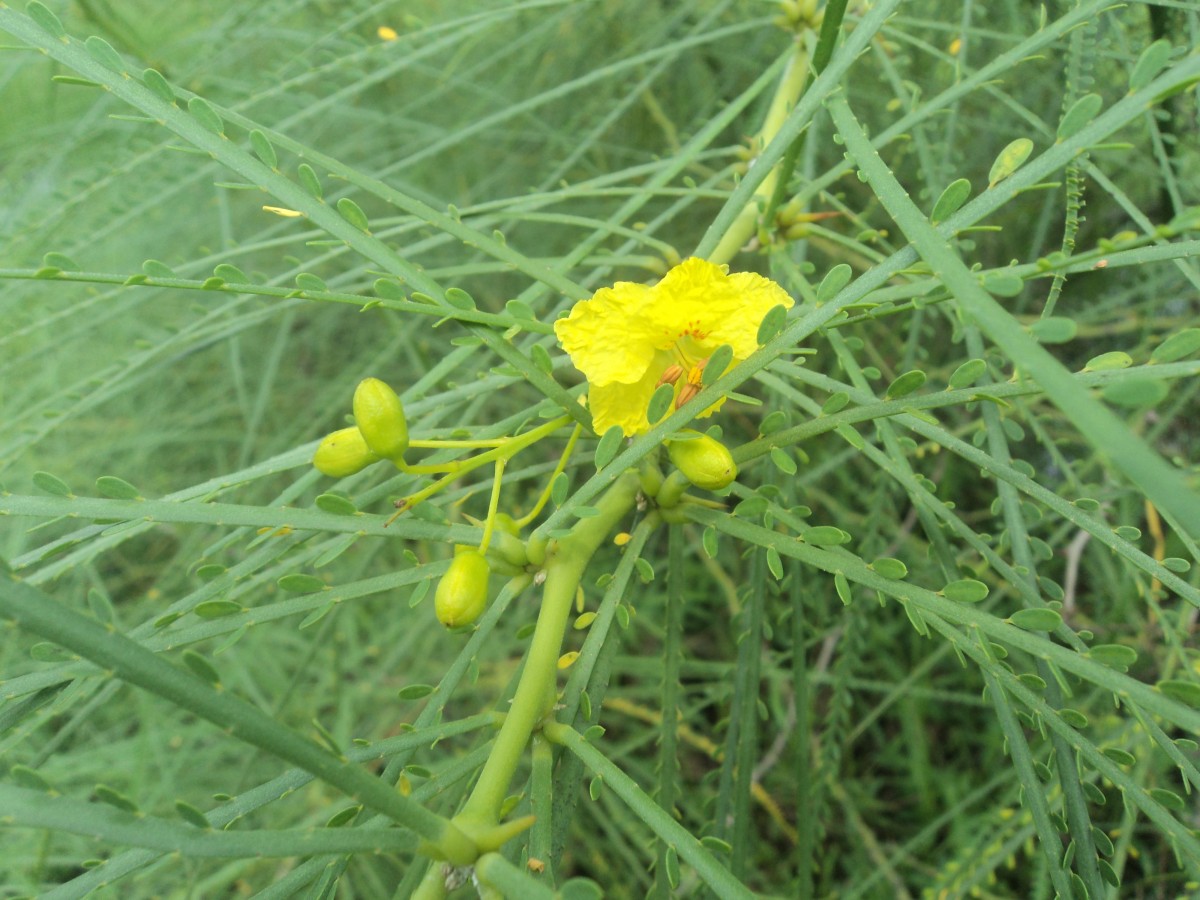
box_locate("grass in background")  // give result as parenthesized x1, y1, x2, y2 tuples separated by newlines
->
(0, 0, 1198, 897)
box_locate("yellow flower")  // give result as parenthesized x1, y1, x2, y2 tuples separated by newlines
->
(554, 257, 793, 436)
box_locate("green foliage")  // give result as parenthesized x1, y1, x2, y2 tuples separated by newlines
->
(1, 0, 1198, 897)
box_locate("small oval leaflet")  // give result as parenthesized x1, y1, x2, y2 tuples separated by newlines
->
(27, 2, 66, 38)
(766, 547, 783, 580)
(1149, 787, 1185, 812)
(1009, 607, 1062, 631)
(187, 97, 224, 136)
(505, 299, 536, 321)
(665, 845, 681, 889)
(1102, 378, 1167, 409)
(141, 68, 175, 104)
(249, 129, 277, 168)
(594, 425, 624, 469)
(931, 177, 971, 224)
(444, 287, 476, 310)
(886, 369, 927, 400)
(193, 600, 244, 619)
(325, 805, 362, 828)
(30, 642, 73, 662)
(143, 259, 176, 278)
(295, 273, 326, 293)
(43, 252, 78, 270)
(299, 602, 335, 629)
(1102, 747, 1135, 766)
(1059, 708, 1088, 729)
(870, 557, 908, 579)
(1150, 327, 1200, 364)
(85, 35, 126, 72)
(214, 263, 248, 284)
(942, 579, 989, 603)
(1084, 350, 1132, 372)
(337, 198, 370, 232)
(87, 588, 115, 624)
(817, 263, 853, 304)
(574, 611, 597, 630)
(195, 564, 227, 582)
(759, 410, 788, 434)
(981, 271, 1023, 298)
(182, 650, 221, 685)
(95, 785, 139, 813)
(756, 303, 788, 344)
(1157, 679, 1200, 708)
(647, 383, 674, 424)
(11, 765, 54, 792)
(1057, 93, 1103, 142)
(530, 343, 553, 375)
(988, 138, 1034, 187)
(1087, 643, 1137, 669)
(801, 525, 851, 546)
(397, 683, 434, 700)
(821, 391, 850, 414)
(948, 358, 987, 389)
(298, 163, 323, 199)
(702, 526, 718, 558)
(834, 572, 851, 605)
(703, 344, 733, 385)
(278, 573, 328, 594)
(32, 471, 72, 497)
(1162, 557, 1190, 574)
(770, 448, 797, 475)
(835, 422, 864, 450)
(1029, 316, 1077, 344)
(95, 475, 140, 499)
(315, 493, 357, 516)
(550, 471, 569, 507)
(1129, 38, 1172, 92)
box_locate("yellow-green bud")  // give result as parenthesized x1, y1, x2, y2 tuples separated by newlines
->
(313, 426, 380, 478)
(353, 377, 408, 461)
(435, 549, 491, 628)
(666, 431, 737, 491)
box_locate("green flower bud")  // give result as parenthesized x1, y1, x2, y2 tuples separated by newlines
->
(353, 377, 409, 461)
(435, 549, 491, 628)
(313, 426, 380, 477)
(666, 431, 737, 491)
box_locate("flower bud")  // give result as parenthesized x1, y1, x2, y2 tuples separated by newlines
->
(353, 377, 409, 461)
(313, 426, 380, 478)
(666, 431, 737, 491)
(435, 549, 491, 628)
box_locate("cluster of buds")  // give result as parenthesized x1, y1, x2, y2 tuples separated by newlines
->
(774, 0, 823, 34)
(312, 377, 495, 629)
(312, 378, 409, 476)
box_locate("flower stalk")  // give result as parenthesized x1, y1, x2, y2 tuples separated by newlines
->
(450, 469, 643, 838)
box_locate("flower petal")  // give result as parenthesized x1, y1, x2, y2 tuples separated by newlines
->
(587, 362, 662, 436)
(644, 258, 793, 359)
(554, 282, 659, 386)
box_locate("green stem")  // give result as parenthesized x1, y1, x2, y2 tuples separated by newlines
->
(411, 862, 448, 900)
(708, 43, 810, 265)
(760, 0, 850, 231)
(454, 470, 641, 834)
(388, 416, 570, 522)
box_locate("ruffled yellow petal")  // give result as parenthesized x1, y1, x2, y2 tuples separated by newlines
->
(642, 258, 792, 359)
(704, 270, 795, 357)
(587, 362, 662, 436)
(554, 282, 659, 386)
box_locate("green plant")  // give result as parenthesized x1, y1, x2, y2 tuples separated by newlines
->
(1, 0, 1198, 897)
